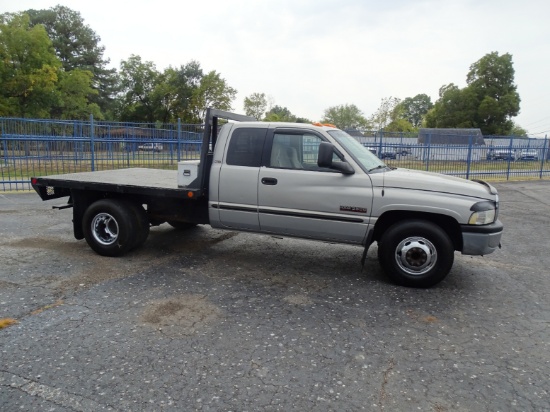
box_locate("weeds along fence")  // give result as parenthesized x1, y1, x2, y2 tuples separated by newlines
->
(1, 117, 549, 191)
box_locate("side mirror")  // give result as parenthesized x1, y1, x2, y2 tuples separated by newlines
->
(317, 142, 355, 175)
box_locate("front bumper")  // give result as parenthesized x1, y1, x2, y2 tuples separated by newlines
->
(461, 220, 503, 255)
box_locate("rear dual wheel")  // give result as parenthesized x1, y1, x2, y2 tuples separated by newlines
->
(83, 199, 149, 257)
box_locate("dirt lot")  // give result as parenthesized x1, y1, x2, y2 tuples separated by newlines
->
(1, 181, 549, 411)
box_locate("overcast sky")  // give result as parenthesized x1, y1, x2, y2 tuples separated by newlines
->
(2, 0, 549, 136)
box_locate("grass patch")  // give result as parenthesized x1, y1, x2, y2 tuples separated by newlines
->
(0, 318, 17, 329)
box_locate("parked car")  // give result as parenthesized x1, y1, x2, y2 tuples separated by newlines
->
(379, 150, 397, 160)
(518, 149, 539, 161)
(487, 148, 515, 161)
(138, 143, 163, 152)
(397, 146, 412, 156)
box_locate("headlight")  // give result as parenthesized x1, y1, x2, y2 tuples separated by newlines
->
(468, 201, 496, 225)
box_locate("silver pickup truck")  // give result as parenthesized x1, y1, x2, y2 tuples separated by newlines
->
(32, 109, 502, 288)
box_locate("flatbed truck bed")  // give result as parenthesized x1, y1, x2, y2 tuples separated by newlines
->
(33, 168, 188, 199)
(31, 166, 210, 251)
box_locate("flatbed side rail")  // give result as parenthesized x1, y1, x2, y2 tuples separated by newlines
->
(30, 169, 195, 201)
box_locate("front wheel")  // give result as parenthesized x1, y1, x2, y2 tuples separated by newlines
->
(378, 220, 454, 288)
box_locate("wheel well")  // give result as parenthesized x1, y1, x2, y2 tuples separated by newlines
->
(372, 211, 463, 251)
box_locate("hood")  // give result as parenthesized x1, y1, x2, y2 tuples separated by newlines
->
(371, 168, 495, 199)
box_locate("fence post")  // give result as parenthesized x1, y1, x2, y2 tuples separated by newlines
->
(426, 133, 431, 171)
(505, 135, 514, 180)
(540, 136, 548, 179)
(1, 119, 6, 166)
(466, 136, 473, 180)
(177, 118, 181, 162)
(90, 114, 95, 172)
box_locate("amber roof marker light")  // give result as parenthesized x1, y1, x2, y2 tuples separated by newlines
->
(312, 122, 337, 128)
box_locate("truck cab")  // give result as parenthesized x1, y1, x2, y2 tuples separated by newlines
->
(206, 118, 502, 287)
(209, 122, 373, 244)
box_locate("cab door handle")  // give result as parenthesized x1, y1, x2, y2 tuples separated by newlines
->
(261, 177, 278, 185)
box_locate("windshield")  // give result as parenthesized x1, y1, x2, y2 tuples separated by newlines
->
(327, 130, 386, 172)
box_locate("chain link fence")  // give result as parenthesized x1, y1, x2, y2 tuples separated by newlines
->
(2, 117, 549, 191)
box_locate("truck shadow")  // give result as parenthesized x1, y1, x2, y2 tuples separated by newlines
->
(140, 224, 418, 290)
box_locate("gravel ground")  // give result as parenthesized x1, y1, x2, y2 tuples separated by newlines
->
(0, 181, 549, 411)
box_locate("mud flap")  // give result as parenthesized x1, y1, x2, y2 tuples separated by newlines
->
(361, 244, 369, 270)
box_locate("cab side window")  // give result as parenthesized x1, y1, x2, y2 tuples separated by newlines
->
(270, 134, 304, 169)
(226, 128, 266, 167)
(269, 132, 342, 171)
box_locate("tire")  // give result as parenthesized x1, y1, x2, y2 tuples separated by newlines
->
(167, 221, 198, 230)
(377, 220, 454, 288)
(82, 199, 139, 257)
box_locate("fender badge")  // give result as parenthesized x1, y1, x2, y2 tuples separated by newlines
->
(340, 206, 367, 213)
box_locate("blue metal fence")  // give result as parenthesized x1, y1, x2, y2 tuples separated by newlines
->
(1, 117, 549, 191)
(356, 131, 550, 181)
(1, 117, 204, 191)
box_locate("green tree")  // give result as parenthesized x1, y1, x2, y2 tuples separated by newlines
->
(54, 69, 102, 119)
(25, 5, 117, 117)
(425, 84, 478, 129)
(322, 104, 370, 130)
(116, 58, 236, 123)
(466, 52, 520, 135)
(426, 52, 520, 135)
(383, 103, 415, 132)
(384, 118, 415, 133)
(117, 55, 161, 122)
(0, 13, 61, 117)
(243, 92, 267, 119)
(265, 105, 296, 122)
(369, 97, 401, 130)
(164, 61, 203, 123)
(189, 71, 237, 123)
(394, 94, 433, 128)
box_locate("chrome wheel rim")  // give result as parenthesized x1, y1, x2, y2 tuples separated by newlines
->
(395, 236, 437, 276)
(91, 213, 119, 246)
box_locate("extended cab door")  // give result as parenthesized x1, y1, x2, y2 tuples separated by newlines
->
(257, 128, 373, 244)
(212, 126, 267, 230)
